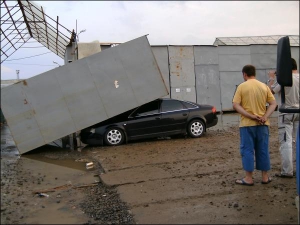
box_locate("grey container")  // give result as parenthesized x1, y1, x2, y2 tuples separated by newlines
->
(1, 36, 169, 154)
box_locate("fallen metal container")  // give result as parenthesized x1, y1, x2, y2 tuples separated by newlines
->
(1, 36, 168, 154)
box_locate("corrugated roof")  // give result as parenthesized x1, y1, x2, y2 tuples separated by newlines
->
(213, 35, 299, 46)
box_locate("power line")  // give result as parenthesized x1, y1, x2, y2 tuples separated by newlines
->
(4, 52, 52, 61)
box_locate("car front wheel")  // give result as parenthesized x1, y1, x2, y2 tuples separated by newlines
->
(187, 119, 205, 138)
(104, 128, 125, 146)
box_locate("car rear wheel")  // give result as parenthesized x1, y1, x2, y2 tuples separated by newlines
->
(104, 127, 125, 146)
(187, 119, 205, 138)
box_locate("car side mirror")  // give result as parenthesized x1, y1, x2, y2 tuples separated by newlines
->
(276, 36, 299, 113)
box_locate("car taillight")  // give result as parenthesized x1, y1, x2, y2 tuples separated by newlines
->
(212, 107, 216, 113)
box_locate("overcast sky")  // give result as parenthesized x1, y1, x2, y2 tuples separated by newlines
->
(1, 1, 299, 80)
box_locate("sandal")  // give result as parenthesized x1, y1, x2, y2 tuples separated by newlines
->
(235, 178, 254, 186)
(261, 177, 272, 184)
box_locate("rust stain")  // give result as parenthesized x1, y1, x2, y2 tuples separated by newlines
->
(24, 99, 28, 104)
(171, 71, 180, 77)
(175, 62, 182, 77)
(23, 80, 27, 86)
(179, 47, 183, 56)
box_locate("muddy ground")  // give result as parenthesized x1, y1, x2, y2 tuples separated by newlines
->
(1, 113, 299, 224)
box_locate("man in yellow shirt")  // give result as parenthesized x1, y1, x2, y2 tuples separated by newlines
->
(233, 64, 277, 186)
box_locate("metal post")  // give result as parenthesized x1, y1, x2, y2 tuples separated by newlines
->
(16, 70, 20, 80)
(69, 133, 74, 150)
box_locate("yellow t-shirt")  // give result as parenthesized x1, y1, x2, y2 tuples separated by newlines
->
(232, 79, 275, 127)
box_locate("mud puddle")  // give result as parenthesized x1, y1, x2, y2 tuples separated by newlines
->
(23, 153, 88, 172)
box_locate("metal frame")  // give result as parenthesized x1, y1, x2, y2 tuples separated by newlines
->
(214, 35, 299, 46)
(1, 0, 75, 63)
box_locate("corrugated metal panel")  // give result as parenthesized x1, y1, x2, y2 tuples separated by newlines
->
(151, 46, 170, 98)
(219, 71, 244, 111)
(1, 36, 168, 154)
(218, 46, 251, 72)
(194, 46, 218, 65)
(218, 46, 251, 55)
(195, 65, 221, 111)
(193, 46, 220, 110)
(250, 44, 277, 54)
(170, 86, 196, 103)
(168, 46, 195, 87)
(250, 45, 277, 69)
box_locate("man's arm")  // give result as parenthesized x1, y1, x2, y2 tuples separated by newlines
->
(267, 70, 280, 94)
(260, 99, 277, 124)
(232, 102, 260, 120)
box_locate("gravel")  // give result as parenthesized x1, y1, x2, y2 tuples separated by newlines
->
(80, 182, 135, 224)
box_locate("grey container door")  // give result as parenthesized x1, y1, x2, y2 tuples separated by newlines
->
(194, 46, 221, 111)
(195, 65, 221, 111)
(168, 46, 196, 102)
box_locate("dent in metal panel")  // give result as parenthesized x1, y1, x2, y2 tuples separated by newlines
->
(195, 65, 221, 111)
(219, 71, 244, 111)
(151, 46, 170, 97)
(194, 46, 218, 65)
(169, 46, 195, 87)
(170, 87, 196, 103)
(219, 54, 251, 72)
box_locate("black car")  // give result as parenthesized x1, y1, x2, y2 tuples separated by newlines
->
(80, 98, 218, 146)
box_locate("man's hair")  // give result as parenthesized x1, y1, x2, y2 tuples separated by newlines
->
(242, 65, 256, 76)
(291, 58, 297, 70)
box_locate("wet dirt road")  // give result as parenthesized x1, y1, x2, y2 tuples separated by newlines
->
(90, 112, 298, 224)
(1, 125, 133, 224)
(1, 112, 299, 224)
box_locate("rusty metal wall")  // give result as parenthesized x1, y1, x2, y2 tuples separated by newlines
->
(168, 46, 196, 102)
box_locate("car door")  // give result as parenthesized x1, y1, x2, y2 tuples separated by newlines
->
(160, 99, 189, 134)
(124, 100, 162, 139)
